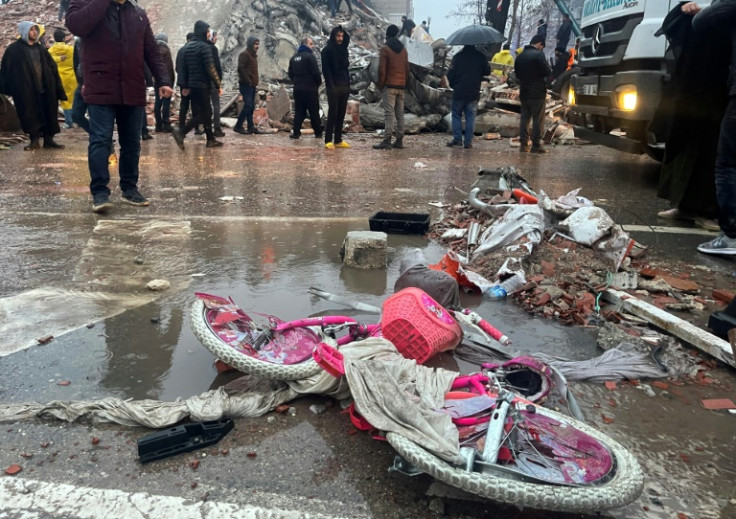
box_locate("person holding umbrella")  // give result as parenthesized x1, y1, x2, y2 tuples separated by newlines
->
(446, 45, 490, 149)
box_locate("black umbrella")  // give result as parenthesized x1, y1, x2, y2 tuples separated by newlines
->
(445, 24, 504, 46)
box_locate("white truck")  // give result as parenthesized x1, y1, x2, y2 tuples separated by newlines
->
(567, 0, 711, 161)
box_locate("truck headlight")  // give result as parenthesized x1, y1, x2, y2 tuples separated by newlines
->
(615, 86, 637, 111)
(568, 86, 575, 105)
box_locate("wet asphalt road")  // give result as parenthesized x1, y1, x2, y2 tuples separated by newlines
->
(0, 128, 735, 518)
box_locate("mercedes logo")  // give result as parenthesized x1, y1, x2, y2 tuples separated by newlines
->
(591, 23, 604, 55)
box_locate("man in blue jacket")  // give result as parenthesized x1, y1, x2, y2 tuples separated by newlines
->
(446, 44, 490, 149)
(288, 37, 322, 139)
(67, 0, 173, 213)
(688, 0, 736, 255)
(515, 34, 551, 153)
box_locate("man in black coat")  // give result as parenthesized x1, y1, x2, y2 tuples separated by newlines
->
(0, 21, 67, 150)
(172, 20, 223, 150)
(556, 14, 573, 51)
(515, 35, 551, 153)
(288, 37, 322, 139)
(321, 25, 351, 149)
(446, 44, 490, 149)
(689, 0, 736, 255)
(208, 31, 224, 137)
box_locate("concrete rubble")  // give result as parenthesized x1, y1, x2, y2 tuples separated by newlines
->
(0, 0, 578, 141)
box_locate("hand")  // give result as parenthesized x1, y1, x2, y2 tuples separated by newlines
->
(218, 88, 223, 97)
(159, 86, 174, 99)
(681, 2, 701, 14)
(181, 88, 190, 97)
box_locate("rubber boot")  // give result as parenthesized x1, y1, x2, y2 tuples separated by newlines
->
(373, 138, 392, 150)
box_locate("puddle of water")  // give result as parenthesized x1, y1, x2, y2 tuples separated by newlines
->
(0, 220, 600, 403)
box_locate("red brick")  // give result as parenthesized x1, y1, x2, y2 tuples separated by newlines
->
(712, 289, 735, 304)
(534, 292, 552, 306)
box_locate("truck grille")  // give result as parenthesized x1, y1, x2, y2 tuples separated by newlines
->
(579, 14, 644, 68)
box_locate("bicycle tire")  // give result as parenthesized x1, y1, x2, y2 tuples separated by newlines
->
(386, 405, 643, 513)
(190, 299, 322, 380)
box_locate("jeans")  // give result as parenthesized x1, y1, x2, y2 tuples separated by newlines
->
(293, 90, 322, 136)
(87, 104, 144, 197)
(63, 109, 73, 127)
(519, 97, 546, 148)
(325, 86, 349, 144)
(182, 87, 214, 139)
(210, 88, 221, 131)
(328, 0, 336, 16)
(71, 85, 90, 133)
(153, 88, 171, 129)
(235, 84, 256, 130)
(716, 97, 736, 238)
(451, 97, 477, 146)
(382, 88, 405, 139)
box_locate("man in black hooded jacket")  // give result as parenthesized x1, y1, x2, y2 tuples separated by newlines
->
(288, 37, 322, 139)
(172, 20, 222, 150)
(321, 25, 351, 149)
(515, 34, 551, 153)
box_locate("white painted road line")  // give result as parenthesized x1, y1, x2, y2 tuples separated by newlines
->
(0, 477, 363, 519)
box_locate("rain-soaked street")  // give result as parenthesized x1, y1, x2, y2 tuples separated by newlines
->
(0, 129, 735, 518)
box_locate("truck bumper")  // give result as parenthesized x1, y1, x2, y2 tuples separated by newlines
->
(570, 70, 664, 123)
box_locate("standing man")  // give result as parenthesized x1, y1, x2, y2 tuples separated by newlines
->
(556, 13, 573, 51)
(515, 35, 551, 154)
(208, 30, 225, 137)
(153, 33, 175, 133)
(48, 29, 77, 129)
(172, 20, 223, 149)
(689, 0, 736, 255)
(373, 24, 409, 150)
(321, 25, 351, 149)
(446, 44, 490, 149)
(0, 21, 67, 151)
(536, 19, 548, 40)
(234, 36, 262, 135)
(67, 0, 173, 213)
(176, 32, 195, 132)
(490, 43, 514, 78)
(288, 36, 323, 140)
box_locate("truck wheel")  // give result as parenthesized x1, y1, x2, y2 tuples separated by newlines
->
(552, 68, 578, 98)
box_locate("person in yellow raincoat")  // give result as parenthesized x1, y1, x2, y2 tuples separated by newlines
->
(490, 44, 514, 77)
(48, 29, 77, 128)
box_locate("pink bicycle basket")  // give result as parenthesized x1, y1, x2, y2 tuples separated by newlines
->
(381, 287, 462, 363)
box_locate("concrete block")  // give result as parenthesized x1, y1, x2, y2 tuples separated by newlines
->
(340, 231, 387, 269)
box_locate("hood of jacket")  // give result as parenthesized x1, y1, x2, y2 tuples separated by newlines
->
(386, 37, 404, 54)
(194, 20, 209, 42)
(17, 21, 40, 44)
(297, 44, 313, 54)
(155, 32, 168, 45)
(328, 25, 350, 48)
(247, 36, 259, 51)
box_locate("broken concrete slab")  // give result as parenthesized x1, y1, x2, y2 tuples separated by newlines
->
(340, 231, 387, 269)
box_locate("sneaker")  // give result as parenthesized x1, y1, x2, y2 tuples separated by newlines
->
(213, 129, 225, 138)
(695, 217, 720, 232)
(697, 233, 736, 255)
(290, 133, 300, 139)
(171, 129, 185, 150)
(464, 143, 473, 149)
(251, 128, 265, 135)
(334, 140, 351, 149)
(206, 140, 224, 148)
(141, 133, 153, 141)
(530, 146, 549, 154)
(92, 193, 113, 213)
(233, 126, 248, 135)
(325, 142, 335, 150)
(43, 139, 65, 149)
(519, 146, 530, 153)
(122, 190, 150, 207)
(446, 140, 462, 147)
(657, 207, 695, 220)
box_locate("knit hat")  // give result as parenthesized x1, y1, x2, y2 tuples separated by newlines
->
(386, 24, 399, 39)
(155, 32, 168, 43)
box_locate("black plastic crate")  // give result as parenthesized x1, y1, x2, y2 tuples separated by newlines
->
(369, 211, 430, 235)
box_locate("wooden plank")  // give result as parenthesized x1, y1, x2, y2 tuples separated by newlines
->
(603, 288, 736, 369)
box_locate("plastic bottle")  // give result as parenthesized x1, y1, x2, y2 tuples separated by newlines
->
(484, 274, 525, 300)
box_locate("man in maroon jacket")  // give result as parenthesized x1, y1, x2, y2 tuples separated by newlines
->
(66, 0, 173, 213)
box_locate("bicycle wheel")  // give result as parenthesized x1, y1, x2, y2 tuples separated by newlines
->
(190, 299, 323, 380)
(386, 404, 643, 513)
